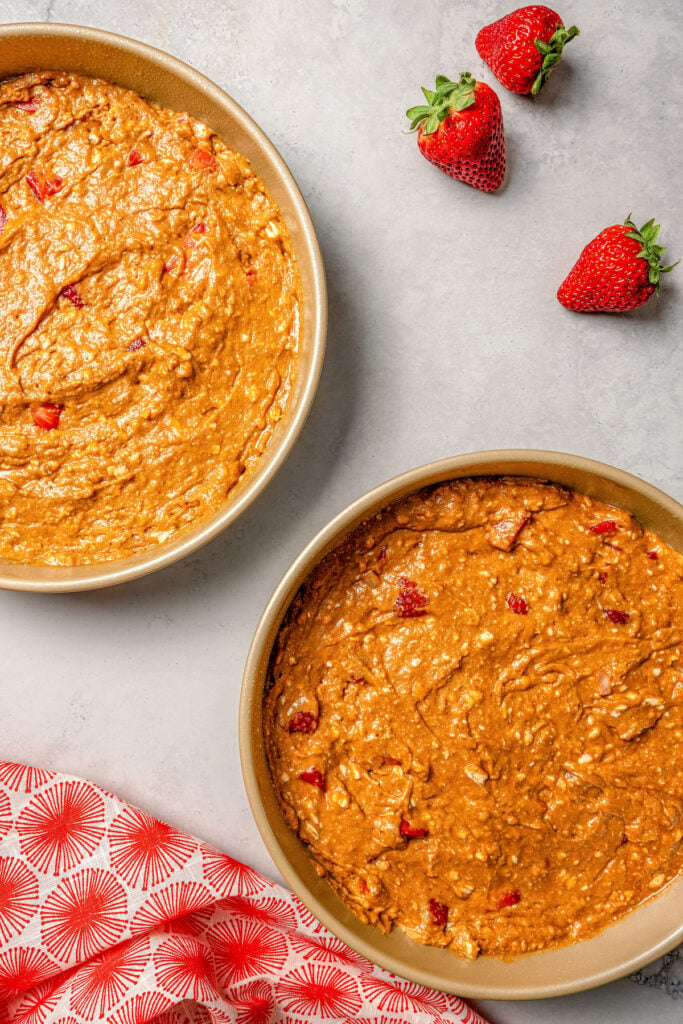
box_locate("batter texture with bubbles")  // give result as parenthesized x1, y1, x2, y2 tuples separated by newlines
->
(0, 71, 300, 565)
(265, 477, 683, 960)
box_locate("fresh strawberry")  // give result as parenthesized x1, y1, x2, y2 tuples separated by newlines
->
(406, 73, 505, 192)
(558, 216, 677, 312)
(476, 6, 579, 95)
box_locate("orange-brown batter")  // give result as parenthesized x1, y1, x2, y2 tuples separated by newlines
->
(265, 477, 683, 959)
(0, 71, 300, 565)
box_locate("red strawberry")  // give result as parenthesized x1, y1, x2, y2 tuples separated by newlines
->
(406, 73, 505, 192)
(476, 6, 579, 95)
(558, 216, 677, 312)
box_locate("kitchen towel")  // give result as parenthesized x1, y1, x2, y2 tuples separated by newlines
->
(0, 761, 487, 1024)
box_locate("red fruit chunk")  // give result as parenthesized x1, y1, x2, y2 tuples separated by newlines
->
(497, 890, 521, 910)
(558, 217, 676, 313)
(598, 571, 608, 585)
(590, 520, 618, 535)
(428, 898, 448, 929)
(646, 549, 659, 560)
(61, 284, 83, 308)
(476, 6, 579, 96)
(127, 338, 146, 352)
(30, 403, 63, 431)
(378, 545, 387, 563)
(400, 818, 428, 839)
(506, 592, 528, 615)
(485, 511, 530, 551)
(127, 148, 144, 166)
(604, 609, 629, 625)
(394, 577, 428, 618)
(190, 147, 218, 171)
(26, 169, 63, 202)
(0, 205, 6, 233)
(299, 770, 326, 792)
(288, 711, 317, 734)
(14, 96, 41, 111)
(164, 253, 186, 277)
(185, 222, 207, 249)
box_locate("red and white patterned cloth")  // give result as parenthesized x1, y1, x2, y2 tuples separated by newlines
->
(0, 761, 488, 1024)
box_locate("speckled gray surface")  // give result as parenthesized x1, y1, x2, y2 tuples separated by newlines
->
(0, 1, 681, 1020)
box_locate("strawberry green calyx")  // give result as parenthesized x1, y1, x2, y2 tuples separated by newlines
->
(406, 72, 477, 135)
(531, 24, 580, 96)
(624, 216, 679, 290)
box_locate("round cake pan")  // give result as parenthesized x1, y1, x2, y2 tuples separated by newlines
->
(240, 449, 683, 1000)
(0, 22, 326, 592)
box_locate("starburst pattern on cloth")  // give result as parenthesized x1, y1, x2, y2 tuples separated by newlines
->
(17, 781, 105, 875)
(0, 858, 38, 944)
(0, 761, 489, 1024)
(109, 808, 196, 889)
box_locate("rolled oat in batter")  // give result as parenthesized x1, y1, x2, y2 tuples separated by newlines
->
(0, 71, 300, 564)
(265, 477, 683, 959)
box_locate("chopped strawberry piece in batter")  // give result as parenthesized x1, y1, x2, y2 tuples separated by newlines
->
(400, 818, 428, 838)
(646, 549, 659, 560)
(288, 711, 317, 734)
(0, 205, 6, 233)
(14, 96, 41, 111)
(127, 148, 144, 166)
(590, 520, 618, 535)
(497, 890, 521, 909)
(61, 284, 83, 308)
(428, 898, 449, 928)
(26, 169, 63, 202)
(127, 338, 146, 352)
(185, 222, 207, 249)
(164, 253, 186, 277)
(598, 570, 608, 585)
(394, 576, 428, 618)
(30, 403, 63, 430)
(604, 608, 629, 624)
(299, 770, 326, 792)
(485, 511, 530, 551)
(190, 147, 218, 171)
(506, 592, 528, 615)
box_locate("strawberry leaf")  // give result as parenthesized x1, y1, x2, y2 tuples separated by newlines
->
(623, 216, 679, 291)
(531, 24, 580, 96)
(406, 72, 476, 135)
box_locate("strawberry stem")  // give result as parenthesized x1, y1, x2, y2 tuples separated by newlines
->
(531, 24, 580, 95)
(623, 216, 679, 291)
(406, 72, 477, 135)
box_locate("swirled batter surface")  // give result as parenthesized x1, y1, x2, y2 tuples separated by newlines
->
(265, 477, 683, 959)
(0, 71, 300, 564)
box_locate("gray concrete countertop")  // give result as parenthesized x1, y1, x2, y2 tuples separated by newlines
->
(0, 1, 680, 1020)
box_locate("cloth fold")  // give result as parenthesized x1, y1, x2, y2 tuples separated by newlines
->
(0, 761, 487, 1024)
